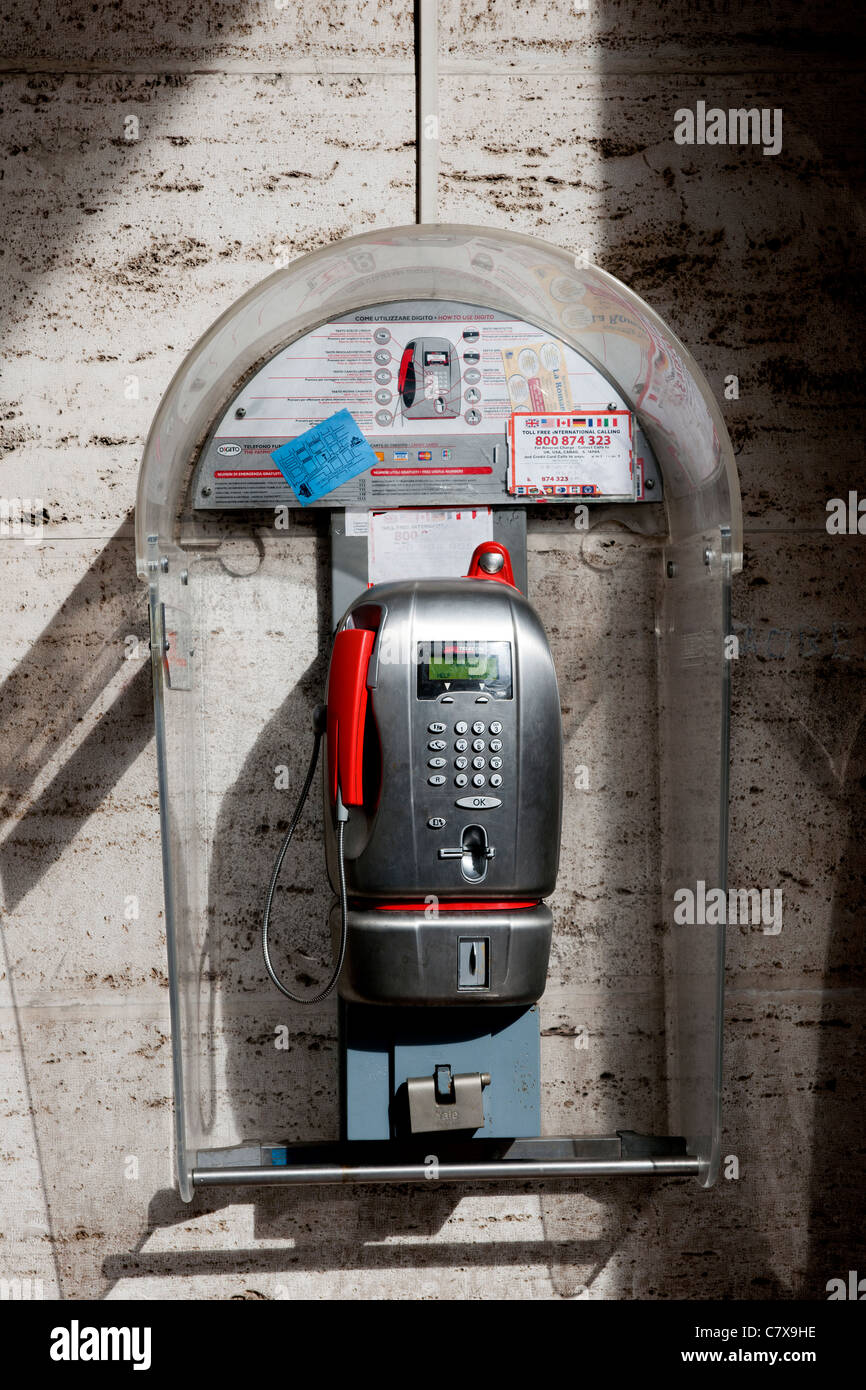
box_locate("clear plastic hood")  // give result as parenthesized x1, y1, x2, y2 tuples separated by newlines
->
(136, 223, 742, 578)
(136, 223, 740, 1198)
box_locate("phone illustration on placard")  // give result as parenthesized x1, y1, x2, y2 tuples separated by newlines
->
(397, 336, 461, 420)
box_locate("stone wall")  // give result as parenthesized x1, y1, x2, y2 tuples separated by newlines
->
(0, 2, 863, 1299)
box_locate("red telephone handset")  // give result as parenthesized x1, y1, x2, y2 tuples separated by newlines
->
(397, 345, 415, 406)
(326, 627, 375, 807)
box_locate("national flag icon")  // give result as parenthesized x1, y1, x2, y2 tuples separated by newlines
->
(587, 417, 594, 427)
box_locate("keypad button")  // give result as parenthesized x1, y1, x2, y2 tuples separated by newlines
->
(427, 817, 447, 829)
(489, 739, 502, 752)
(455, 756, 468, 770)
(428, 739, 446, 751)
(472, 738, 485, 752)
(455, 720, 468, 735)
(489, 773, 503, 788)
(428, 722, 446, 734)
(472, 756, 485, 770)
(428, 774, 446, 786)
(455, 773, 469, 788)
(472, 773, 486, 787)
(455, 738, 468, 752)
(471, 721, 485, 735)
(455, 794, 500, 809)
(489, 721, 502, 735)
(428, 757, 446, 769)
(489, 756, 502, 770)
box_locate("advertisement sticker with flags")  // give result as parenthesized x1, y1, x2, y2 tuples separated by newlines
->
(508, 409, 636, 500)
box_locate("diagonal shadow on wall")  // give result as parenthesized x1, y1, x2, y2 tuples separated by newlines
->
(0, 521, 154, 1298)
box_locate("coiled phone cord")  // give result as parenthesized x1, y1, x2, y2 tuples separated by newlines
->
(261, 711, 349, 1005)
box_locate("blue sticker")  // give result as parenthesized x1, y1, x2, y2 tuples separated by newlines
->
(271, 409, 378, 505)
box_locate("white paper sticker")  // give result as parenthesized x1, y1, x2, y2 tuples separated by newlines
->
(368, 508, 494, 586)
(509, 409, 635, 499)
(344, 509, 370, 537)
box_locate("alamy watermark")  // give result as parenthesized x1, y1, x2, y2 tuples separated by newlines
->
(0, 498, 44, 544)
(50, 1321, 152, 1370)
(827, 1271, 866, 1300)
(826, 492, 866, 535)
(0, 1276, 44, 1300)
(673, 880, 782, 935)
(674, 102, 782, 157)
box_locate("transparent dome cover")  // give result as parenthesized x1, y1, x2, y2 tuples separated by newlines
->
(137, 223, 741, 576)
(136, 225, 739, 1197)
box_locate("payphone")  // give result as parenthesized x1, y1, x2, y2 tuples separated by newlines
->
(138, 224, 740, 1193)
(260, 538, 563, 1136)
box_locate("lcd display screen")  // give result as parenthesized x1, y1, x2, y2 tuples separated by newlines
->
(428, 652, 498, 683)
(417, 641, 512, 699)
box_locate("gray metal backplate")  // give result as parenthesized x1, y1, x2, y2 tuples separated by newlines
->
(330, 507, 528, 629)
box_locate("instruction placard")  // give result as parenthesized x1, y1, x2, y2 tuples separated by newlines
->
(508, 410, 635, 498)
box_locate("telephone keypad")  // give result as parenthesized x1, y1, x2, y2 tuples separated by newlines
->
(424, 714, 506, 801)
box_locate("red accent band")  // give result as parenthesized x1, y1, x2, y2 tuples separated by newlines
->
(367, 900, 539, 912)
